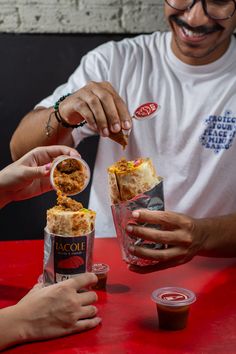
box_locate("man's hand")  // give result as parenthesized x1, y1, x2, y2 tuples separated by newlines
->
(126, 209, 208, 272)
(59, 81, 132, 137)
(14, 274, 99, 345)
(0, 273, 101, 350)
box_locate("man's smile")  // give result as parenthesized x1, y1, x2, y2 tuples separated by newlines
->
(171, 14, 223, 43)
(167, 11, 233, 63)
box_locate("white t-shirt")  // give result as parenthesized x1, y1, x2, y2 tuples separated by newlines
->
(37, 32, 236, 237)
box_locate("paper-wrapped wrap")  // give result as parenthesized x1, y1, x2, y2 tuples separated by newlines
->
(108, 158, 165, 266)
(43, 193, 96, 285)
(108, 158, 159, 203)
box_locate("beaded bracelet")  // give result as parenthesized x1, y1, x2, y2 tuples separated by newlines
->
(53, 93, 87, 129)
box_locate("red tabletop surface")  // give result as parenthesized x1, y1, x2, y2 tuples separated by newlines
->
(1, 237, 236, 354)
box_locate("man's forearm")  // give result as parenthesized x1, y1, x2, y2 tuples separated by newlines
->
(0, 169, 11, 208)
(10, 107, 74, 161)
(0, 306, 24, 351)
(0, 191, 10, 209)
(198, 213, 236, 257)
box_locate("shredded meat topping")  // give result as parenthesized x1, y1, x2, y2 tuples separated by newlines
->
(56, 191, 83, 211)
(53, 158, 88, 195)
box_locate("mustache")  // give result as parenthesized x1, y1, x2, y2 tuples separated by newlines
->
(170, 15, 223, 34)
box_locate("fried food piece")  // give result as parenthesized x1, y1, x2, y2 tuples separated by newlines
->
(109, 130, 128, 150)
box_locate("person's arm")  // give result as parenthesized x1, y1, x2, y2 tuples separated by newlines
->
(126, 210, 236, 273)
(197, 213, 236, 257)
(10, 107, 74, 161)
(10, 82, 132, 161)
(0, 145, 80, 208)
(0, 273, 100, 351)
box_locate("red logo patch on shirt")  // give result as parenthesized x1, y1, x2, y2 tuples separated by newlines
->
(134, 102, 160, 120)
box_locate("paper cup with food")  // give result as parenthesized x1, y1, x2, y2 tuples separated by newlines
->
(43, 193, 96, 285)
(43, 155, 95, 286)
(50, 155, 90, 196)
(108, 157, 165, 266)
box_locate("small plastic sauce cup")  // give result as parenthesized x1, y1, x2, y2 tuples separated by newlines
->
(151, 287, 196, 330)
(92, 263, 110, 290)
(50, 155, 90, 196)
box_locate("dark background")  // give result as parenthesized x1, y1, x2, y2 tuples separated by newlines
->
(0, 33, 128, 240)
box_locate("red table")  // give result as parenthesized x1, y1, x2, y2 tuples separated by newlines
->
(1, 238, 236, 353)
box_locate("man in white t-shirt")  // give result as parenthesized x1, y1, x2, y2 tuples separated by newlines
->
(10, 1, 236, 269)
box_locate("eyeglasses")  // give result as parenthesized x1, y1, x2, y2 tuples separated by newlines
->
(165, 0, 236, 20)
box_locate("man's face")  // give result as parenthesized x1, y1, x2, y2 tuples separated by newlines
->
(164, 0, 236, 65)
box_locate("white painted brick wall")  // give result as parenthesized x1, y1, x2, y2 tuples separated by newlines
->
(0, 0, 168, 33)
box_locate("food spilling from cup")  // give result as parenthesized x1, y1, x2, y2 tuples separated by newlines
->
(43, 155, 95, 286)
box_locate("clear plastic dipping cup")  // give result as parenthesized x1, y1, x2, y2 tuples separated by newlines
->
(151, 287, 196, 330)
(91, 263, 110, 290)
(50, 155, 90, 196)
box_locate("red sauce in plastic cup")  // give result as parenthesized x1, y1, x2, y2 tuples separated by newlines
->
(151, 287, 196, 330)
(92, 263, 110, 290)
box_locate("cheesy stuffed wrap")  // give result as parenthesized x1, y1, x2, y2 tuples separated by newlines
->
(108, 157, 165, 267)
(43, 193, 95, 285)
(107, 158, 160, 204)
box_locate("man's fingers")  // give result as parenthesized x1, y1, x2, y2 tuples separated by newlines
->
(72, 85, 118, 137)
(113, 95, 132, 130)
(60, 317, 102, 336)
(127, 225, 192, 246)
(60, 273, 98, 292)
(132, 209, 193, 229)
(74, 317, 102, 332)
(75, 89, 108, 134)
(128, 257, 187, 273)
(129, 244, 188, 262)
(87, 84, 121, 134)
(70, 81, 132, 135)
(73, 97, 96, 126)
(75, 290, 98, 306)
(76, 304, 98, 320)
(60, 95, 91, 126)
(128, 246, 193, 273)
(99, 81, 132, 130)
(127, 225, 175, 244)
